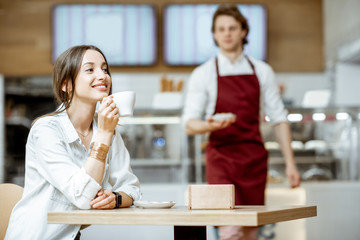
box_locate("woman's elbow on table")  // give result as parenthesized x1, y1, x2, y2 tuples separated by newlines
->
(74, 200, 93, 210)
(71, 195, 97, 209)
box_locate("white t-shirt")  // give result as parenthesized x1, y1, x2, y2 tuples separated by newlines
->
(182, 52, 288, 125)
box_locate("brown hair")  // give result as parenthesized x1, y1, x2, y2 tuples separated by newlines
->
(211, 4, 249, 46)
(34, 45, 111, 122)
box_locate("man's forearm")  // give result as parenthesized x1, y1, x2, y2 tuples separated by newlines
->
(185, 119, 210, 135)
(273, 122, 295, 165)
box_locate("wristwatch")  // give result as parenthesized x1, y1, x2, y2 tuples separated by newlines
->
(112, 192, 122, 208)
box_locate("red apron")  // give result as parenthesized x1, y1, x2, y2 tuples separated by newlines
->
(206, 57, 268, 205)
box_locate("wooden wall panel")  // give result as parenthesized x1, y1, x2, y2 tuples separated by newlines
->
(0, 0, 323, 76)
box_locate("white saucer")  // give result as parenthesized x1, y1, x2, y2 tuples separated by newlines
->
(134, 200, 176, 209)
(212, 113, 236, 122)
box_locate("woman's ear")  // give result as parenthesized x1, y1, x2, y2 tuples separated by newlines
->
(61, 81, 72, 93)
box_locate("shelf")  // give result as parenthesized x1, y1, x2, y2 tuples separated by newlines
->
(118, 116, 181, 125)
(6, 87, 53, 97)
(134, 108, 182, 116)
(131, 158, 181, 166)
(196, 155, 334, 165)
(6, 116, 32, 129)
(269, 156, 335, 165)
(267, 149, 318, 156)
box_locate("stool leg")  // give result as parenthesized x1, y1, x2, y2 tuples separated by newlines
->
(174, 226, 206, 240)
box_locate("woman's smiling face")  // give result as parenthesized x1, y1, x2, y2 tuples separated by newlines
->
(72, 49, 112, 104)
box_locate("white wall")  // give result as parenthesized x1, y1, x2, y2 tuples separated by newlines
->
(305, 182, 360, 240)
(276, 72, 330, 106)
(323, 0, 360, 68)
(334, 62, 360, 106)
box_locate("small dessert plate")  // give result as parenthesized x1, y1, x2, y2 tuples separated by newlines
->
(134, 200, 176, 209)
(211, 113, 236, 122)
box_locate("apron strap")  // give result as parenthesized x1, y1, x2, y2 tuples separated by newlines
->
(215, 57, 220, 77)
(245, 56, 256, 74)
(216, 56, 256, 76)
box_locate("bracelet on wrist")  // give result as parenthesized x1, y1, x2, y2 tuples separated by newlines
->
(89, 142, 109, 162)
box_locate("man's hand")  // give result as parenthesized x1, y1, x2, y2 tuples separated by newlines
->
(286, 164, 301, 188)
(185, 116, 236, 135)
(206, 115, 236, 132)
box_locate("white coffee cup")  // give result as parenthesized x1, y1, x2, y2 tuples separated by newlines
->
(112, 91, 136, 117)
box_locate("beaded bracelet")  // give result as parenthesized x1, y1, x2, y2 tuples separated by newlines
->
(89, 143, 110, 162)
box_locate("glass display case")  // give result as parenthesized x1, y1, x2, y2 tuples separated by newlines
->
(118, 109, 190, 183)
(4, 77, 55, 185)
(192, 106, 360, 183)
(1, 77, 190, 185)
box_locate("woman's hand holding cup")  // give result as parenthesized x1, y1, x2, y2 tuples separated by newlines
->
(97, 96, 119, 137)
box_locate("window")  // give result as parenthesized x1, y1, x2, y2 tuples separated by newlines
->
(52, 4, 157, 66)
(163, 4, 267, 66)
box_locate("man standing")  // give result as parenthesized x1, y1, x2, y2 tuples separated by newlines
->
(182, 4, 300, 240)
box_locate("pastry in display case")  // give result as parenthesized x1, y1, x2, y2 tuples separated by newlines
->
(264, 107, 360, 182)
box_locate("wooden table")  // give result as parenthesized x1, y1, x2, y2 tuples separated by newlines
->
(48, 205, 317, 240)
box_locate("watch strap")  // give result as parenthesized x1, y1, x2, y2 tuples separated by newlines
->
(112, 192, 122, 208)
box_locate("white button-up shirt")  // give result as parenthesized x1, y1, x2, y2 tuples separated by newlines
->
(182, 52, 288, 125)
(5, 111, 141, 240)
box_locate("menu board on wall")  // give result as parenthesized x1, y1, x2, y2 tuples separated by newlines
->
(52, 4, 157, 66)
(163, 4, 267, 66)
